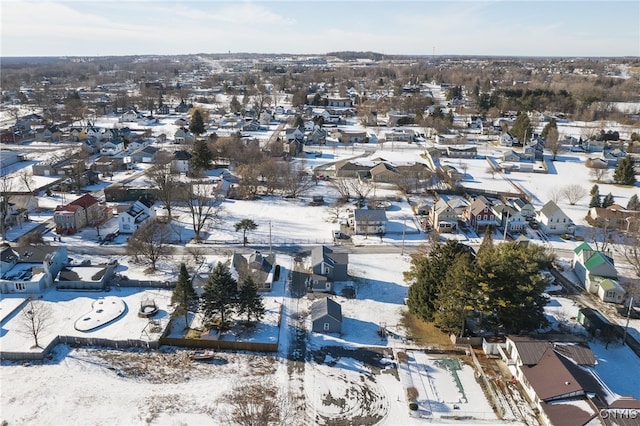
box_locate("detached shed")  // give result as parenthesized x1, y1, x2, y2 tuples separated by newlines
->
(311, 298, 342, 333)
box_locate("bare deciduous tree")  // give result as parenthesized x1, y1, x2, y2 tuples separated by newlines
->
(186, 181, 223, 241)
(348, 178, 372, 205)
(546, 127, 561, 160)
(281, 162, 314, 199)
(18, 169, 35, 193)
(590, 167, 609, 183)
(126, 220, 171, 271)
(561, 184, 587, 205)
(330, 177, 352, 202)
(19, 300, 53, 348)
(146, 153, 182, 221)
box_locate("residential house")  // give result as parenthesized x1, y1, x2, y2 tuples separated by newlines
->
(537, 200, 575, 235)
(353, 209, 387, 235)
(156, 104, 170, 115)
(174, 127, 194, 144)
(587, 204, 640, 232)
(53, 194, 102, 234)
(431, 195, 469, 233)
(492, 203, 528, 233)
(92, 156, 125, 175)
(572, 242, 624, 303)
(467, 197, 496, 231)
(327, 97, 352, 108)
(308, 245, 349, 292)
(242, 120, 261, 132)
(500, 335, 605, 426)
(334, 160, 374, 178)
(510, 198, 537, 219)
(100, 140, 125, 156)
(285, 127, 305, 143)
(310, 298, 342, 333)
(34, 126, 62, 142)
(583, 139, 605, 153)
(369, 162, 400, 183)
(119, 109, 138, 123)
(230, 251, 276, 292)
(446, 146, 477, 158)
(499, 132, 517, 147)
(172, 150, 192, 174)
(174, 99, 191, 113)
(118, 198, 156, 234)
(0, 245, 68, 294)
(33, 155, 84, 177)
(259, 110, 273, 125)
(130, 145, 159, 163)
(307, 127, 327, 145)
(384, 129, 414, 142)
(338, 130, 367, 144)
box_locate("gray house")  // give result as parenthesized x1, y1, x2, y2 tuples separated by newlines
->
(308, 246, 348, 292)
(311, 298, 342, 333)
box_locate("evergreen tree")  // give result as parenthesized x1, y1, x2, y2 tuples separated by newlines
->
(230, 95, 242, 113)
(478, 227, 494, 254)
(589, 185, 601, 208)
(602, 193, 615, 208)
(474, 242, 550, 333)
(433, 252, 476, 336)
(541, 118, 557, 139)
(405, 241, 474, 321)
(614, 156, 636, 185)
(190, 139, 213, 173)
(201, 262, 238, 328)
(590, 184, 600, 197)
(627, 194, 640, 210)
(189, 109, 205, 135)
(171, 263, 199, 329)
(510, 112, 532, 143)
(235, 219, 258, 247)
(237, 277, 265, 324)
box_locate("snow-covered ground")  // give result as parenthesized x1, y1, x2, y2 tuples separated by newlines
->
(2, 108, 640, 424)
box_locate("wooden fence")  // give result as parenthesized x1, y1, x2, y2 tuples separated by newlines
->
(159, 336, 278, 353)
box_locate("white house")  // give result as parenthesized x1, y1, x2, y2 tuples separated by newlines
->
(1, 246, 68, 294)
(118, 198, 156, 234)
(172, 150, 192, 174)
(100, 140, 125, 156)
(537, 200, 575, 235)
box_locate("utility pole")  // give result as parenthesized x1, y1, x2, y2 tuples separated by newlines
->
(623, 296, 634, 344)
(269, 220, 272, 254)
(401, 217, 407, 255)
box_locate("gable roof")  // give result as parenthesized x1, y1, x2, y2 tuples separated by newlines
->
(310, 297, 342, 322)
(69, 193, 99, 208)
(573, 242, 593, 255)
(173, 150, 192, 161)
(539, 200, 566, 219)
(354, 209, 387, 222)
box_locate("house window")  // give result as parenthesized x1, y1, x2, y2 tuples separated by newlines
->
(323, 323, 330, 331)
(15, 282, 26, 291)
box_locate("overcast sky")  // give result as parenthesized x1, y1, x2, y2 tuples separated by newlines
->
(2, 0, 638, 57)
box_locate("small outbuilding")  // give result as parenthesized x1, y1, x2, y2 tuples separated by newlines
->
(311, 298, 342, 334)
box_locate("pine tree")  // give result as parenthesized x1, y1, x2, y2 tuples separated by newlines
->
(230, 95, 242, 113)
(201, 262, 238, 328)
(589, 194, 602, 208)
(602, 193, 615, 208)
(478, 227, 494, 253)
(433, 253, 476, 336)
(235, 219, 258, 247)
(171, 263, 199, 329)
(614, 156, 636, 185)
(541, 118, 557, 139)
(405, 240, 474, 321)
(189, 109, 205, 135)
(474, 242, 550, 333)
(627, 194, 640, 210)
(510, 112, 532, 143)
(590, 184, 600, 197)
(237, 277, 265, 324)
(190, 139, 213, 173)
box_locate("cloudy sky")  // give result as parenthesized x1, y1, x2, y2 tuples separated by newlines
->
(2, 0, 638, 57)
